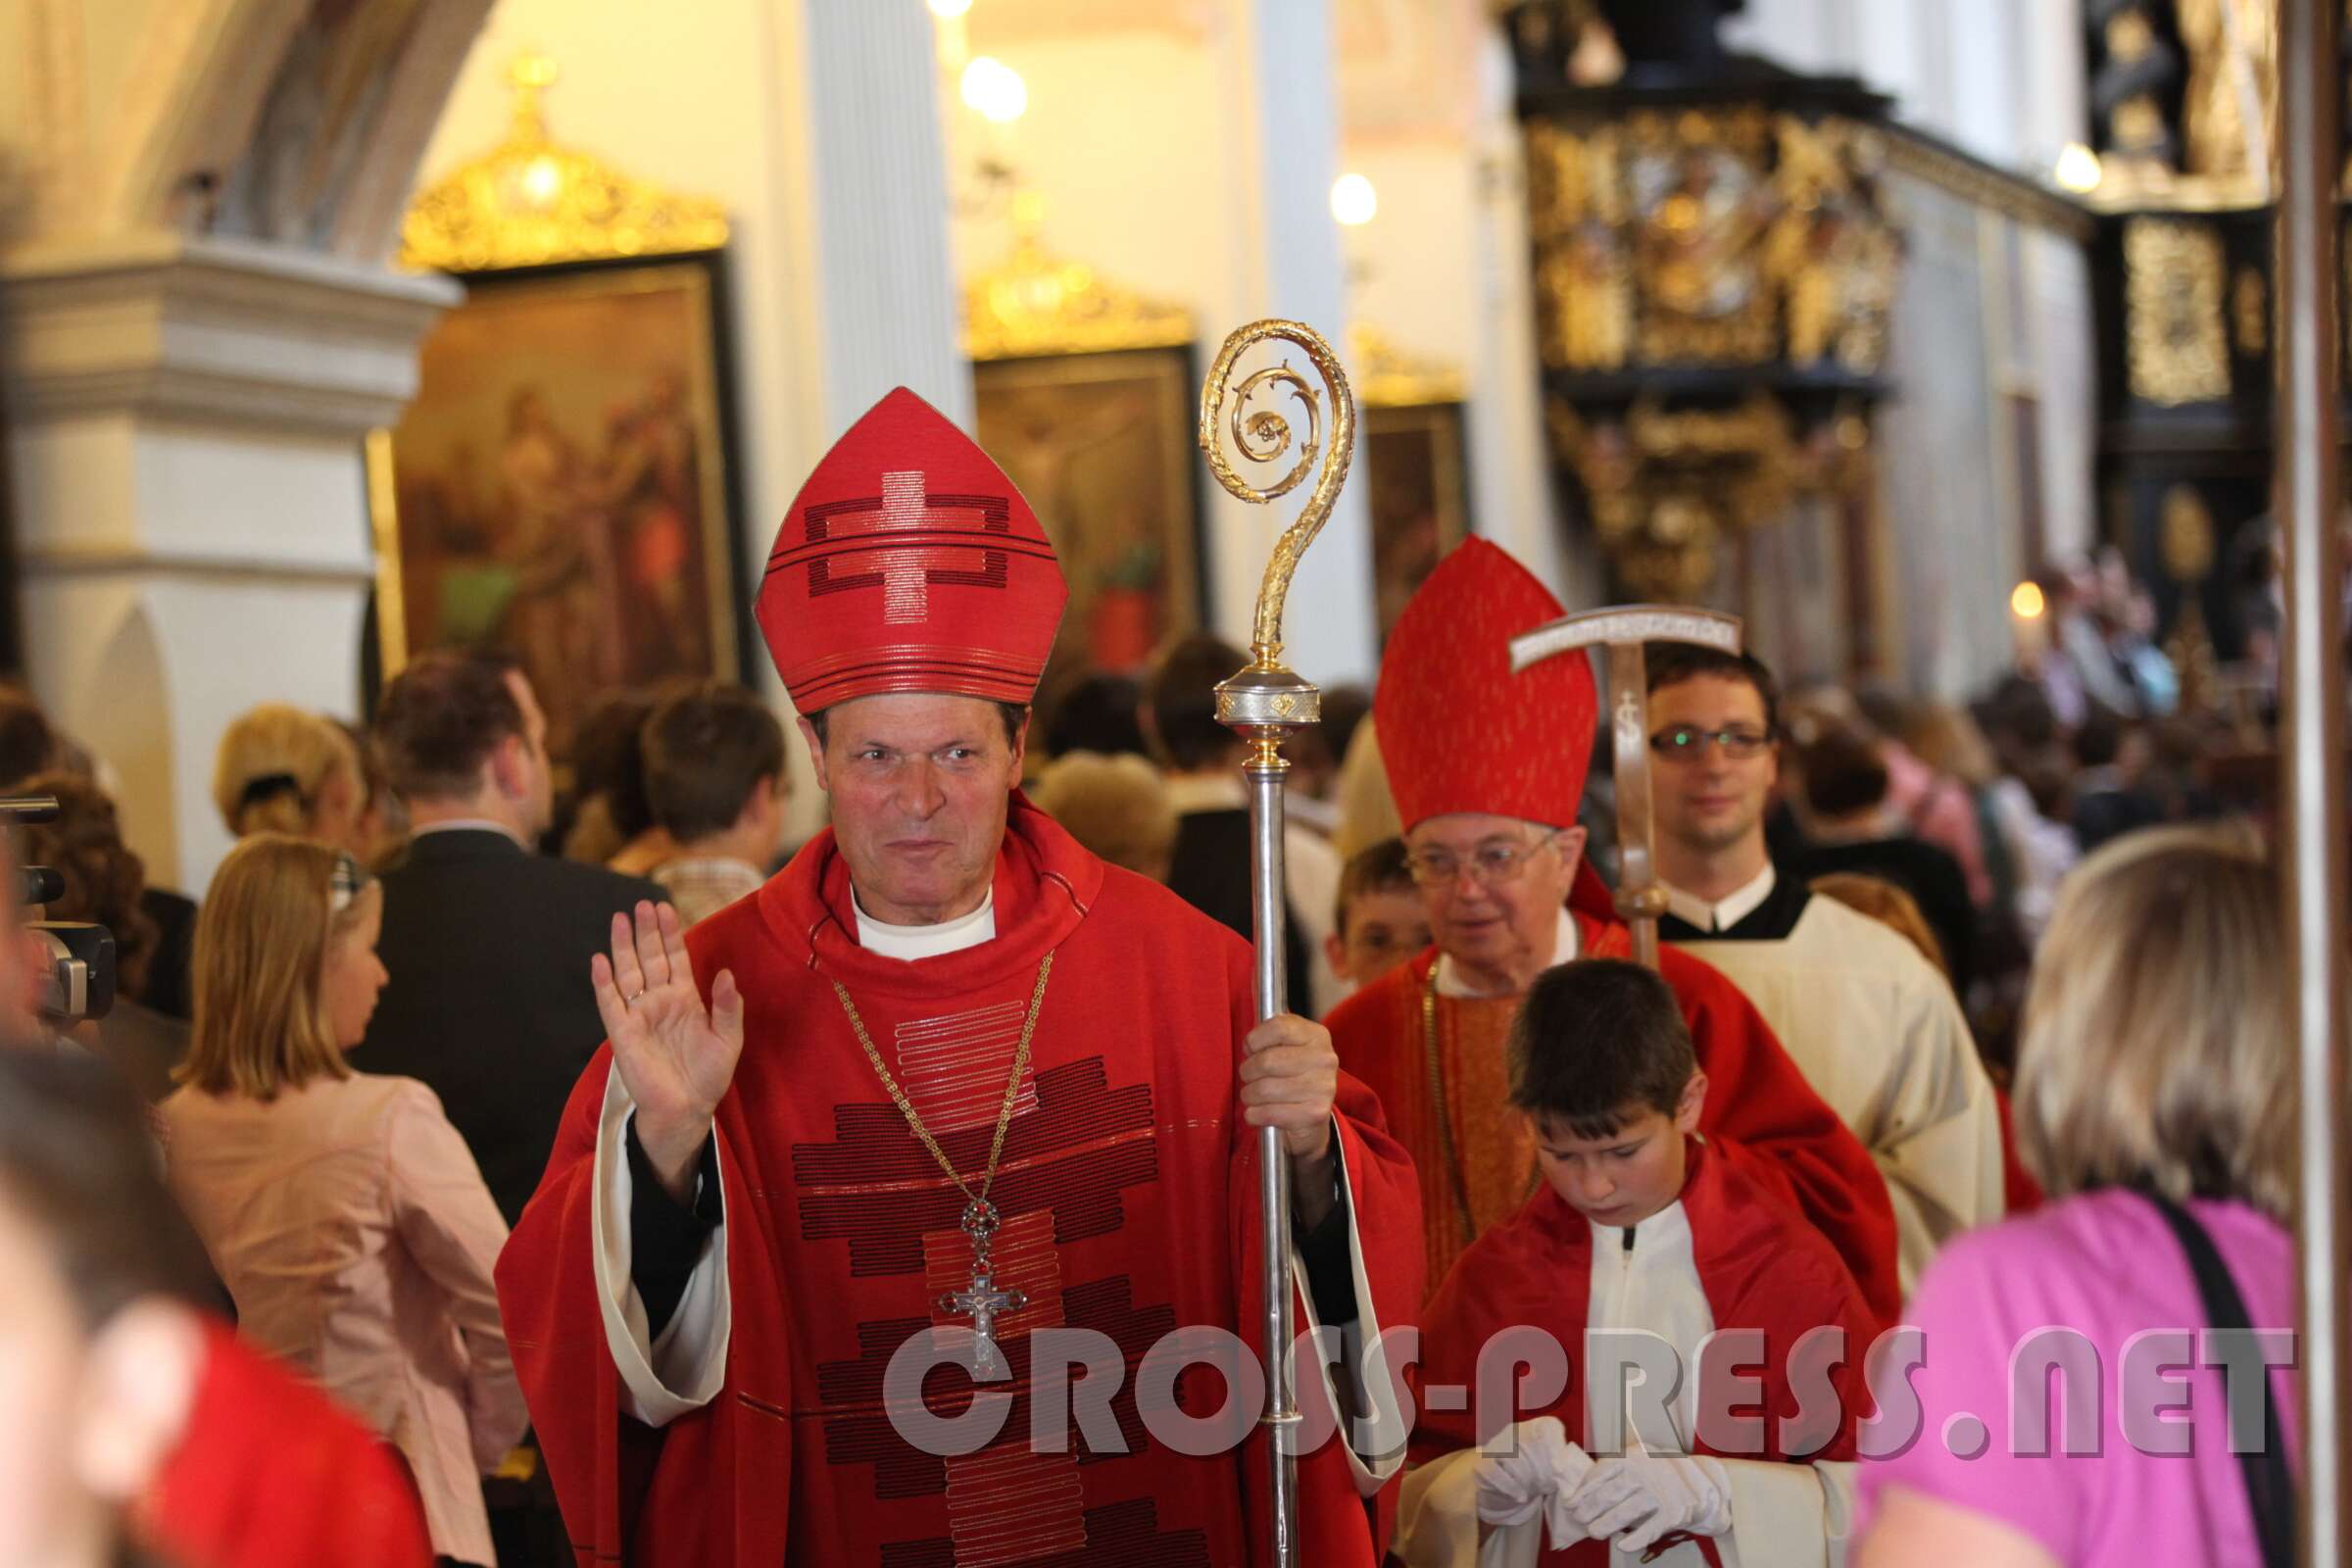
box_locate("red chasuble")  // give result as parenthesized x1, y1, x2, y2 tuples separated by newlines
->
(498, 799, 1423, 1566)
(1411, 1142, 1884, 1567)
(1323, 912, 1901, 1324)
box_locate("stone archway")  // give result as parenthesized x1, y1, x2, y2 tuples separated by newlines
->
(20, 0, 493, 260)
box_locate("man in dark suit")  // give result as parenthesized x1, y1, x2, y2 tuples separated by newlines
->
(365, 653, 664, 1224)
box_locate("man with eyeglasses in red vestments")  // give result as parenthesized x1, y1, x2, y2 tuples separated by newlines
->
(1322, 539, 1901, 1321)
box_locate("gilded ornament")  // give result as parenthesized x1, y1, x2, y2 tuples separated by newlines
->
(2232, 266, 2268, 356)
(961, 231, 1193, 362)
(1630, 129, 1776, 365)
(2124, 218, 2230, 406)
(1349, 323, 1466, 409)
(2177, 0, 2276, 182)
(2105, 9, 2158, 63)
(2158, 482, 2222, 715)
(2110, 96, 2171, 157)
(1526, 102, 1891, 596)
(1767, 117, 1899, 372)
(1546, 389, 1860, 602)
(1197, 320, 1355, 666)
(400, 55, 728, 272)
(2160, 484, 2218, 583)
(1615, 496, 1722, 602)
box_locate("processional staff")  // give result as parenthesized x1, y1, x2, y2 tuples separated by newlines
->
(1508, 606, 1743, 969)
(1197, 318, 1356, 1568)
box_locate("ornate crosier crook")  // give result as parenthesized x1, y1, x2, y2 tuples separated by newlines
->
(1197, 318, 1355, 1568)
(1199, 318, 1358, 672)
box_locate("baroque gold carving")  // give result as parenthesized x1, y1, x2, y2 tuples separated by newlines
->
(1545, 391, 1867, 603)
(1349, 322, 1465, 409)
(1527, 110, 1899, 376)
(2159, 484, 2221, 714)
(962, 229, 1193, 362)
(400, 56, 728, 271)
(2232, 266, 2268, 357)
(2160, 483, 2218, 583)
(2178, 0, 2276, 182)
(2125, 218, 2230, 406)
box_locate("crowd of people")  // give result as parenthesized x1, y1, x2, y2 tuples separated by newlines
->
(0, 396, 2302, 1568)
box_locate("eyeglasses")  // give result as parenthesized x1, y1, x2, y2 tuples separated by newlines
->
(1404, 834, 1560, 888)
(1647, 725, 1773, 762)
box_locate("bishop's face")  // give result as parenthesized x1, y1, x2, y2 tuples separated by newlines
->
(1404, 812, 1586, 993)
(801, 693, 1024, 926)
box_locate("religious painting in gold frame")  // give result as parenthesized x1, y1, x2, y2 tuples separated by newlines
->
(368, 253, 748, 753)
(971, 348, 1202, 680)
(1364, 402, 1470, 648)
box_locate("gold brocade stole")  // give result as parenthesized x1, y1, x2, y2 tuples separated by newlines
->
(1419, 970, 1540, 1286)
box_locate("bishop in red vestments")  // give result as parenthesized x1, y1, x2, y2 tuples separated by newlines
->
(1321, 539, 1901, 1320)
(496, 388, 1422, 1567)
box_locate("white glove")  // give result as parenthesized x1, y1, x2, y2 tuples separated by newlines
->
(1473, 1417, 1595, 1547)
(1565, 1453, 1733, 1553)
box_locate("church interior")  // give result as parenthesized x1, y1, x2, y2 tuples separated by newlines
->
(3, 1, 2350, 1565)
(0, 0, 2182, 891)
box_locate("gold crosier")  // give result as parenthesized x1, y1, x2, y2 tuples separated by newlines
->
(831, 953, 1055, 1379)
(1198, 318, 1355, 1568)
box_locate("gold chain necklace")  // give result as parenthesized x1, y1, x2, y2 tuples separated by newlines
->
(830, 950, 1054, 1375)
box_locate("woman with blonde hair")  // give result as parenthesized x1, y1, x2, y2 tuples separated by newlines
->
(210, 704, 368, 853)
(1857, 825, 2297, 1568)
(1030, 749, 1180, 883)
(160, 836, 524, 1568)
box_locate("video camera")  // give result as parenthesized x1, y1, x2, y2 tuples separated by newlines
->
(0, 796, 116, 1025)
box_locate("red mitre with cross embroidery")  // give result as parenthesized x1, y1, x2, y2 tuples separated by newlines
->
(1376, 536, 1598, 833)
(756, 386, 1066, 711)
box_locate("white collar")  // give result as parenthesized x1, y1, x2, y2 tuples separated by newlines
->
(1662, 861, 1776, 933)
(1434, 906, 1579, 999)
(851, 886, 997, 960)
(410, 818, 528, 848)
(1584, 1192, 1692, 1255)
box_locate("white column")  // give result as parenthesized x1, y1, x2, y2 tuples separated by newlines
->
(793, 0, 970, 435)
(0, 229, 456, 894)
(1203, 0, 1377, 687)
(1463, 26, 1581, 605)
(742, 0, 970, 845)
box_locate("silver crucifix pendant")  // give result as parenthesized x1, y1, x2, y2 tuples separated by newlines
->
(940, 1199, 1025, 1377)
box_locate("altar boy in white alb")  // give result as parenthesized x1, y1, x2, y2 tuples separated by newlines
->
(1396, 958, 1882, 1567)
(1645, 645, 2004, 1290)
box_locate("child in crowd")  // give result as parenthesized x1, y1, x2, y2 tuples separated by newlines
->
(1323, 837, 1432, 996)
(1399, 958, 1882, 1567)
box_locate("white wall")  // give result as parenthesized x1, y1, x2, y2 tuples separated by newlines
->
(1727, 0, 2082, 173)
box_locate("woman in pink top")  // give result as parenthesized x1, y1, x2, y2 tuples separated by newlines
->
(161, 836, 526, 1568)
(1857, 825, 2298, 1567)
